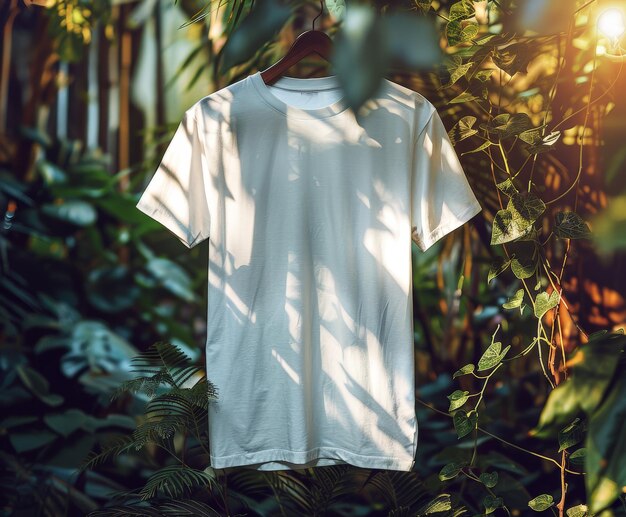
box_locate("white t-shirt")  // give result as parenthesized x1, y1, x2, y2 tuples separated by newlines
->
(136, 71, 482, 471)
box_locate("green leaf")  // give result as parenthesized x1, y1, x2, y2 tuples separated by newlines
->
(478, 340, 511, 370)
(446, 20, 479, 46)
(218, 0, 291, 74)
(44, 409, 88, 437)
(383, 13, 442, 70)
(520, 129, 561, 154)
(453, 410, 477, 438)
(491, 203, 537, 245)
(461, 140, 491, 155)
(447, 390, 470, 411)
(479, 471, 499, 488)
(566, 504, 588, 517)
(509, 192, 546, 225)
(19, 126, 52, 147)
(555, 212, 592, 239)
(449, 91, 482, 104)
(534, 291, 560, 319)
(0, 416, 38, 429)
(330, 6, 387, 114)
(528, 494, 555, 511)
(325, 0, 346, 21)
(453, 363, 475, 379)
(438, 462, 464, 481)
(474, 68, 495, 81)
(41, 200, 97, 226)
(496, 178, 519, 197)
(558, 417, 585, 452)
(483, 495, 503, 514)
(586, 369, 626, 513)
(511, 254, 538, 279)
(518, 127, 544, 145)
(87, 266, 140, 313)
(448, 115, 477, 145)
(502, 289, 524, 310)
(491, 209, 517, 245)
(16, 365, 64, 406)
(483, 112, 534, 138)
(569, 448, 586, 465)
(449, 0, 474, 20)
(9, 430, 58, 454)
(63, 321, 138, 378)
(37, 160, 67, 184)
(492, 42, 537, 76)
(146, 258, 195, 302)
(441, 56, 474, 90)
(488, 257, 511, 284)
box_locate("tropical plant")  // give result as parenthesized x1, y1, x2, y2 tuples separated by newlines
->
(3, 0, 626, 514)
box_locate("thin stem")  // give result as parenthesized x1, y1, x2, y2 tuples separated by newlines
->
(415, 398, 584, 474)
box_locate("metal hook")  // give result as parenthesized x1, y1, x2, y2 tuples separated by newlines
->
(312, 0, 323, 31)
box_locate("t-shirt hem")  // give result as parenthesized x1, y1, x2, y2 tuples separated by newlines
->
(209, 447, 415, 471)
(416, 200, 482, 252)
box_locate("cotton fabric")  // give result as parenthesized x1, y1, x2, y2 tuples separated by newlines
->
(135, 71, 482, 471)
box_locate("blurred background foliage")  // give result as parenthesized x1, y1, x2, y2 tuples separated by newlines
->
(1, 0, 626, 515)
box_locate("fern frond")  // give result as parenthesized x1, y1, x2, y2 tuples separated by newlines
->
(111, 368, 174, 400)
(388, 507, 412, 517)
(132, 417, 180, 449)
(146, 393, 210, 419)
(158, 499, 222, 516)
(308, 464, 352, 513)
(80, 436, 137, 471)
(138, 465, 216, 501)
(387, 470, 429, 508)
(264, 471, 313, 513)
(128, 341, 204, 388)
(88, 505, 163, 517)
(416, 494, 454, 516)
(168, 378, 219, 407)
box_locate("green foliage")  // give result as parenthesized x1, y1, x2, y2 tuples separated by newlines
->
(555, 212, 592, 240)
(5, 0, 625, 514)
(333, 4, 441, 115)
(534, 291, 560, 319)
(447, 390, 470, 411)
(532, 330, 626, 512)
(85, 342, 217, 471)
(528, 494, 555, 511)
(452, 363, 475, 378)
(502, 288, 524, 310)
(491, 192, 546, 245)
(479, 471, 498, 488)
(452, 410, 477, 438)
(448, 115, 478, 145)
(217, 0, 292, 74)
(483, 494, 503, 514)
(439, 462, 464, 481)
(477, 339, 511, 370)
(139, 465, 217, 500)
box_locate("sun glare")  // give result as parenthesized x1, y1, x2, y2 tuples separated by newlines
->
(598, 8, 626, 39)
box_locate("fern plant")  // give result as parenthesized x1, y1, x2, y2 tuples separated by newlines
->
(83, 341, 220, 508)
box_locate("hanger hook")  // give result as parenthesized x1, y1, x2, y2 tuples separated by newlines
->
(312, 0, 323, 31)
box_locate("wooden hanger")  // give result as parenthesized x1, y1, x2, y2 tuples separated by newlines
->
(260, 0, 334, 85)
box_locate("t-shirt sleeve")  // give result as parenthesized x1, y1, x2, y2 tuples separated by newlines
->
(410, 107, 482, 252)
(135, 107, 211, 249)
